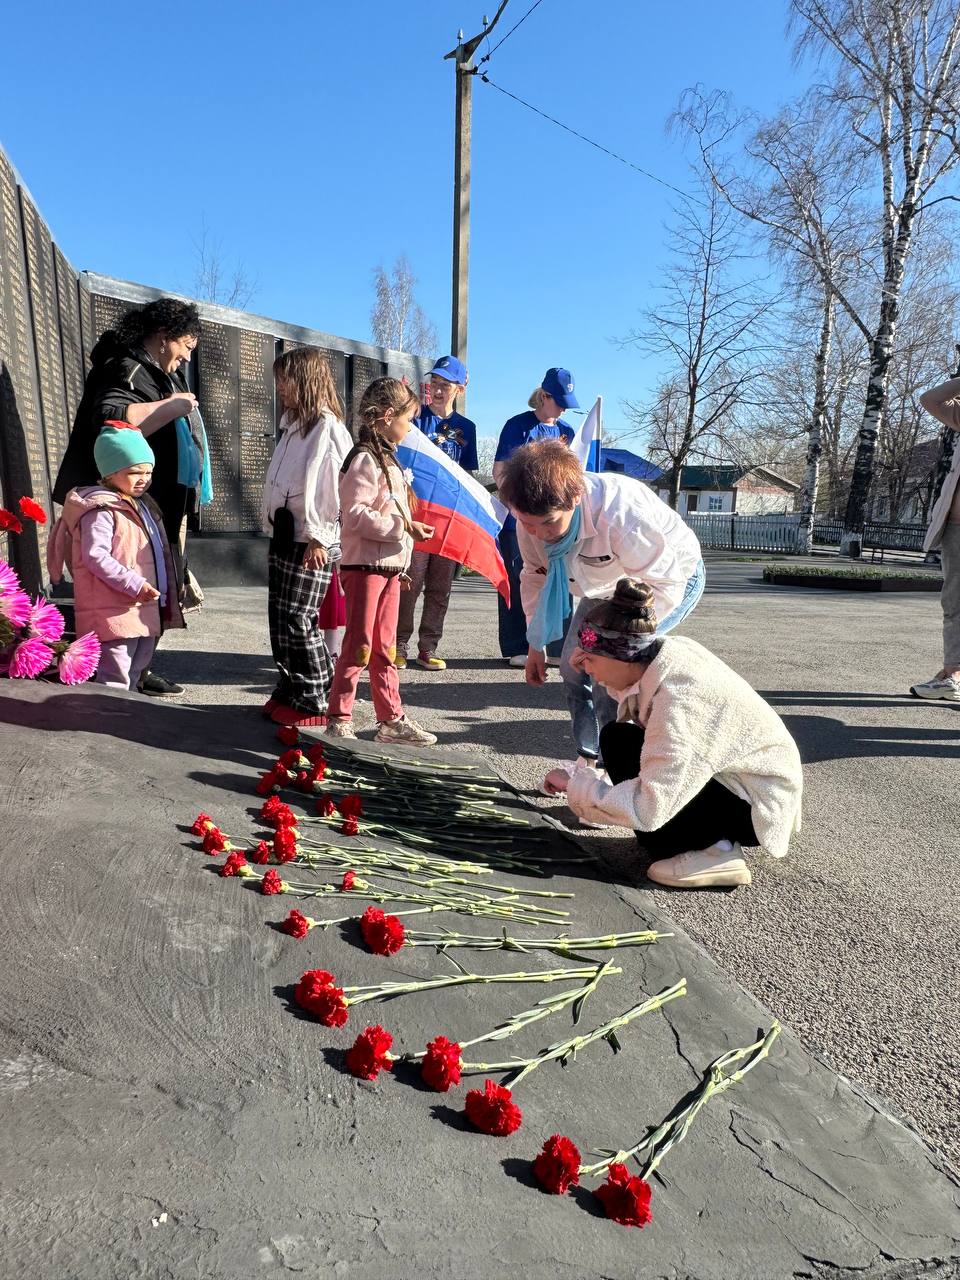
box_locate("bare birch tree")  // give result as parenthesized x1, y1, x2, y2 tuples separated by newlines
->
(677, 87, 873, 548)
(192, 219, 257, 310)
(370, 256, 439, 356)
(791, 0, 960, 550)
(874, 257, 960, 519)
(620, 184, 773, 508)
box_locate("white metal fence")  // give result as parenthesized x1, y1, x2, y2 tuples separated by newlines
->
(681, 512, 928, 554)
(682, 512, 803, 552)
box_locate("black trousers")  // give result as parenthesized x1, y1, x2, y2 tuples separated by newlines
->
(599, 721, 758, 857)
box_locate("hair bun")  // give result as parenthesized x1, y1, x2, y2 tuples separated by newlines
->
(611, 577, 655, 615)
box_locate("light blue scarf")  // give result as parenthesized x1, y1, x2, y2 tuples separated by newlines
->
(175, 411, 213, 506)
(525, 504, 582, 651)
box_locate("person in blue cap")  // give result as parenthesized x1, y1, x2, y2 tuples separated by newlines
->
(396, 355, 479, 670)
(492, 368, 577, 665)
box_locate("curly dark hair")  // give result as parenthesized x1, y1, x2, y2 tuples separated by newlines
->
(116, 298, 201, 348)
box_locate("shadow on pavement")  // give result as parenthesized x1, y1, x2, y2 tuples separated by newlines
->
(781, 713, 960, 762)
(0, 686, 270, 771)
(148, 648, 275, 688)
(759, 688, 954, 708)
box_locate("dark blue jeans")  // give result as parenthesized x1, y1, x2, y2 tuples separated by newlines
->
(497, 525, 566, 659)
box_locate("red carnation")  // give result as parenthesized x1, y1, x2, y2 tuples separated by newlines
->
(281, 908, 312, 938)
(255, 766, 285, 796)
(306, 744, 326, 766)
(338, 793, 363, 819)
(261, 799, 296, 830)
(249, 839, 271, 864)
(341, 869, 357, 891)
(279, 747, 306, 771)
(0, 508, 23, 534)
(276, 725, 299, 746)
(202, 826, 230, 854)
(261, 868, 285, 895)
(220, 850, 248, 877)
(18, 496, 48, 525)
(533, 1134, 582, 1195)
(345, 1025, 394, 1079)
(259, 794, 285, 823)
(594, 1163, 653, 1228)
(272, 827, 298, 863)
(341, 816, 359, 837)
(190, 812, 215, 836)
(421, 1036, 462, 1091)
(318, 797, 336, 818)
(464, 1080, 523, 1136)
(294, 968, 348, 1026)
(359, 906, 405, 955)
(298, 763, 326, 792)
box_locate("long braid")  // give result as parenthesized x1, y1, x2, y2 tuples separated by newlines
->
(350, 378, 420, 534)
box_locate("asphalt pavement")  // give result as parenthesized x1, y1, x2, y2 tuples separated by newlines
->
(149, 559, 960, 1173)
(1, 557, 958, 1279)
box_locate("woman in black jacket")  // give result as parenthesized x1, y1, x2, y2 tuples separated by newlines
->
(54, 297, 203, 695)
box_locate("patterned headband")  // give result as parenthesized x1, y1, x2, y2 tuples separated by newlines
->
(578, 621, 659, 663)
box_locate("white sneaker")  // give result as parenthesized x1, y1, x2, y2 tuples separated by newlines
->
(545, 655, 562, 667)
(324, 718, 358, 739)
(375, 715, 437, 746)
(507, 654, 527, 668)
(646, 843, 752, 889)
(910, 674, 960, 702)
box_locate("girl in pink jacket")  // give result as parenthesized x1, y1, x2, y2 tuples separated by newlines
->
(324, 379, 437, 746)
(49, 423, 183, 691)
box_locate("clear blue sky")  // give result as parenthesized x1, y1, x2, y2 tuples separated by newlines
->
(0, 0, 806, 447)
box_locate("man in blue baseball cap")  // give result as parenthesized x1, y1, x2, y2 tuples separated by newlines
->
(397, 355, 479, 671)
(492, 367, 577, 666)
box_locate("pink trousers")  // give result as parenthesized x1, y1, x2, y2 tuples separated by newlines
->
(327, 570, 403, 724)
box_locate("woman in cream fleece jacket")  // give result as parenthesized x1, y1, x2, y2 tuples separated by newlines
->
(559, 579, 802, 889)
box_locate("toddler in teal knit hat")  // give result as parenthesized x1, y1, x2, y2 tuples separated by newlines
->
(48, 420, 183, 692)
(94, 421, 156, 491)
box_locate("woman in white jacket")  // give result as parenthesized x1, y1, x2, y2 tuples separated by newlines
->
(555, 578, 803, 889)
(261, 347, 353, 729)
(498, 439, 704, 767)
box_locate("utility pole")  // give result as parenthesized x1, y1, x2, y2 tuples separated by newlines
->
(444, 2, 510, 387)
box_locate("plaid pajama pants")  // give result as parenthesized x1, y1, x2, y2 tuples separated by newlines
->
(267, 547, 334, 714)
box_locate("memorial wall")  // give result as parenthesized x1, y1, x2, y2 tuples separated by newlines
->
(0, 144, 431, 589)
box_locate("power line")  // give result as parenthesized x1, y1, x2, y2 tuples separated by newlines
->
(478, 73, 708, 207)
(478, 0, 546, 66)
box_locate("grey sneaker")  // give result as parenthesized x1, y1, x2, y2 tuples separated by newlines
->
(375, 715, 437, 746)
(910, 674, 960, 702)
(324, 718, 358, 739)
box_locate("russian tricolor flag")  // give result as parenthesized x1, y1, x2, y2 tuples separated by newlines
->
(571, 396, 603, 473)
(395, 428, 511, 601)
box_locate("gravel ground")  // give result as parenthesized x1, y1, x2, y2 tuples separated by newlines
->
(155, 559, 960, 1173)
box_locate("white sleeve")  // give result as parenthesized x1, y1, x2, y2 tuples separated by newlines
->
(607, 495, 699, 618)
(303, 419, 350, 546)
(261, 426, 285, 534)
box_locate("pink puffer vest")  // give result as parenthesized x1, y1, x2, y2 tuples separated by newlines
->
(49, 487, 184, 641)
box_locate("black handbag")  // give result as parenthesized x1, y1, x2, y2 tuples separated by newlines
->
(270, 505, 296, 554)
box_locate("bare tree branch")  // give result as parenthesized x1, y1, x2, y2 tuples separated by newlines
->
(370, 256, 439, 356)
